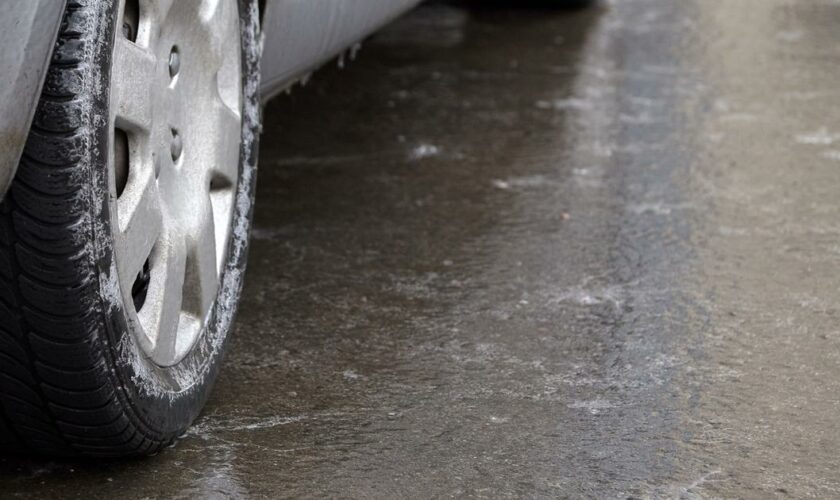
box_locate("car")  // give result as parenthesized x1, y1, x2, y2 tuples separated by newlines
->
(0, 0, 422, 458)
(0, 0, 585, 458)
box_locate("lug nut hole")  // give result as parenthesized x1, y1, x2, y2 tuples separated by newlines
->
(169, 46, 180, 79)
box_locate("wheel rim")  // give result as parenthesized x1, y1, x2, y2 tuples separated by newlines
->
(109, 0, 242, 367)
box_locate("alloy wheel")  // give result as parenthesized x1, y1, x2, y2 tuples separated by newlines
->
(110, 0, 243, 366)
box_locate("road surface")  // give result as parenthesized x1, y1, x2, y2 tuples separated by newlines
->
(2, 0, 840, 497)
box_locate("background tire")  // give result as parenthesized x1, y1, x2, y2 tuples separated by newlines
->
(0, 0, 260, 457)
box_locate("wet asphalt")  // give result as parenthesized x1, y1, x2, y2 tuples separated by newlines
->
(4, 0, 840, 497)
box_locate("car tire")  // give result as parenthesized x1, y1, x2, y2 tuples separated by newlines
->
(0, 0, 260, 457)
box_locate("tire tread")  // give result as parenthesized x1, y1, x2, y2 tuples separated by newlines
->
(0, 1, 170, 457)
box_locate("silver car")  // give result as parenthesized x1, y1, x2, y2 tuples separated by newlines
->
(0, 0, 421, 457)
(0, 0, 579, 457)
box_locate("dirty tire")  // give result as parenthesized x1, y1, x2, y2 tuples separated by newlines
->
(0, 0, 260, 457)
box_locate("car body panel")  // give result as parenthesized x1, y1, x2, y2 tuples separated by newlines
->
(0, 0, 421, 200)
(259, 0, 422, 100)
(0, 0, 66, 201)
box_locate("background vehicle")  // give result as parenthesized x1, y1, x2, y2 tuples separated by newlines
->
(0, 0, 421, 457)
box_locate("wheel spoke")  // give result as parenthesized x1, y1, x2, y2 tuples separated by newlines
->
(209, 189, 234, 273)
(148, 0, 177, 28)
(116, 167, 162, 284)
(111, 37, 156, 131)
(199, 0, 225, 24)
(182, 197, 220, 320)
(197, 0, 233, 68)
(209, 101, 242, 185)
(138, 232, 187, 363)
